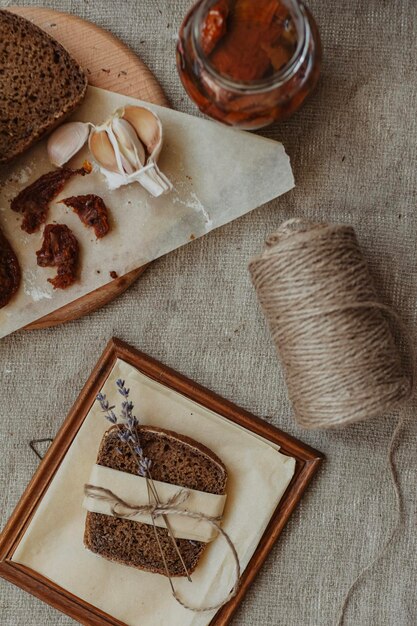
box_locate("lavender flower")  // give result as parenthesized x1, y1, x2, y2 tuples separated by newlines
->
(96, 382, 152, 478)
(96, 393, 116, 423)
(121, 400, 135, 421)
(127, 416, 138, 430)
(105, 410, 117, 424)
(117, 430, 131, 443)
(116, 379, 130, 397)
(140, 458, 152, 471)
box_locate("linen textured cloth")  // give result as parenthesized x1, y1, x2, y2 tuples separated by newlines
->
(0, 1, 416, 625)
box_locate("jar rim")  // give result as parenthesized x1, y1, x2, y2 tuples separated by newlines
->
(191, 0, 311, 94)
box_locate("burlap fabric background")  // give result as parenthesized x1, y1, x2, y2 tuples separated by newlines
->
(1, 1, 416, 624)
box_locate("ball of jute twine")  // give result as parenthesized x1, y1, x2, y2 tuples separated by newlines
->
(249, 219, 414, 430)
(249, 219, 415, 625)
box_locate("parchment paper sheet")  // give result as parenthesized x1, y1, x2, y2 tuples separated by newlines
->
(0, 86, 294, 339)
(12, 358, 295, 626)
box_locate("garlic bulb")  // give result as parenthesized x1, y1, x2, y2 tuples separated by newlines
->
(47, 122, 90, 167)
(89, 106, 172, 197)
(46, 106, 172, 197)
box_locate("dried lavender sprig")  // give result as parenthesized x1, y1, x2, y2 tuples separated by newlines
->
(116, 378, 130, 397)
(96, 388, 150, 477)
(95, 382, 192, 580)
(96, 393, 117, 424)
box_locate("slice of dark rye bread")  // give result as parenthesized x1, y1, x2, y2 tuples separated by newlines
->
(0, 10, 87, 164)
(84, 425, 228, 576)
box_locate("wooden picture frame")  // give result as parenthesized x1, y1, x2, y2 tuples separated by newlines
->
(0, 338, 324, 625)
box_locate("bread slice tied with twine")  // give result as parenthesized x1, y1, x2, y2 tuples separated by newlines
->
(84, 425, 228, 576)
(0, 10, 87, 164)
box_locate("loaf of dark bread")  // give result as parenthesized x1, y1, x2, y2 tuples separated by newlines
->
(0, 10, 87, 164)
(84, 426, 227, 576)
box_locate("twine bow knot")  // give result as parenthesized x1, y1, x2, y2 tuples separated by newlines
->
(84, 483, 240, 612)
(86, 484, 203, 520)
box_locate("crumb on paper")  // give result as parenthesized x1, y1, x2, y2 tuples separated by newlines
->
(189, 192, 212, 227)
(190, 234, 195, 240)
(101, 68, 111, 74)
(110, 271, 118, 279)
(24, 271, 53, 302)
(172, 191, 212, 230)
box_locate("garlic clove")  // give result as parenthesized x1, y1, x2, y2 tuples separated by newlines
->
(122, 106, 161, 155)
(106, 125, 136, 175)
(120, 152, 135, 175)
(47, 122, 90, 167)
(89, 129, 119, 173)
(111, 117, 146, 170)
(89, 126, 135, 189)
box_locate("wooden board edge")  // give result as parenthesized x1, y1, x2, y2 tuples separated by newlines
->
(24, 266, 148, 330)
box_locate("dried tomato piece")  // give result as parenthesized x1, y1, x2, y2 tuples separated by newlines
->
(60, 194, 110, 239)
(200, 0, 229, 56)
(0, 228, 21, 308)
(36, 224, 79, 290)
(210, 25, 272, 81)
(11, 164, 91, 234)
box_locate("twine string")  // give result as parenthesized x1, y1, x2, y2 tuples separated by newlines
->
(84, 484, 241, 613)
(249, 220, 414, 429)
(249, 219, 415, 624)
(336, 413, 405, 625)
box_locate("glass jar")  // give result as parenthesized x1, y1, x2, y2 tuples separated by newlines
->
(176, 0, 322, 130)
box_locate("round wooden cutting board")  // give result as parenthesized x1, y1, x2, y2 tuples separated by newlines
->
(9, 7, 169, 330)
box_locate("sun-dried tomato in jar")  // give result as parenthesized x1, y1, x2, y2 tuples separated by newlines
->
(177, 0, 321, 129)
